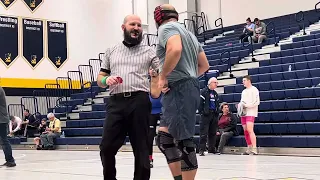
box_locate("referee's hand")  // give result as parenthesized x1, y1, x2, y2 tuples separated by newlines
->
(107, 76, 121, 86)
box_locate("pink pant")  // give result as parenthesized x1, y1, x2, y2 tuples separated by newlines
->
(241, 116, 255, 125)
(241, 116, 255, 146)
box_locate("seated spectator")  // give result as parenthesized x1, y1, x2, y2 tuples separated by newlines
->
(251, 18, 267, 44)
(40, 113, 61, 150)
(215, 103, 238, 154)
(8, 116, 22, 137)
(239, 18, 255, 43)
(22, 109, 40, 137)
(34, 119, 47, 150)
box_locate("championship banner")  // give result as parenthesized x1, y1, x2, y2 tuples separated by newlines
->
(0, 15, 18, 67)
(47, 20, 68, 70)
(22, 0, 43, 13)
(0, 0, 17, 9)
(22, 18, 44, 68)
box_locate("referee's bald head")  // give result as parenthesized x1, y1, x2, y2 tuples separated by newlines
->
(122, 15, 143, 45)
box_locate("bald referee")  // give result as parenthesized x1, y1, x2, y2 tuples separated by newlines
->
(97, 15, 159, 180)
(154, 4, 209, 180)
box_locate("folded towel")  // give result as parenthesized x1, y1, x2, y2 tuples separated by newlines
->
(237, 102, 246, 117)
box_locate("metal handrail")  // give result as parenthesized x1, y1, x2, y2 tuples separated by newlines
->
(201, 12, 208, 31)
(215, 18, 224, 36)
(295, 11, 306, 35)
(98, 53, 104, 60)
(192, 15, 207, 42)
(295, 11, 305, 22)
(220, 50, 233, 78)
(316, 1, 320, 12)
(242, 35, 256, 62)
(184, 19, 197, 35)
(143, 33, 158, 47)
(266, 21, 279, 46)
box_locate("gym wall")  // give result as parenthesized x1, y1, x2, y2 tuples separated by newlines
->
(199, 0, 320, 29)
(0, 0, 134, 91)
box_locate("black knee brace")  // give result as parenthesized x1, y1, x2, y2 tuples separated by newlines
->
(156, 131, 181, 164)
(177, 138, 198, 171)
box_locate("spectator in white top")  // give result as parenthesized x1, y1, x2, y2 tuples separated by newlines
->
(238, 75, 260, 155)
(8, 116, 22, 137)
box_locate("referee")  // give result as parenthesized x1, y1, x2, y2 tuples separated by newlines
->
(97, 15, 159, 180)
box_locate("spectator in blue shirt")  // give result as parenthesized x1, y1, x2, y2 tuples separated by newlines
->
(148, 68, 162, 168)
(198, 77, 220, 156)
(239, 18, 255, 43)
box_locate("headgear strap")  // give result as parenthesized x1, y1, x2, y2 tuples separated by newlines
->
(154, 5, 179, 26)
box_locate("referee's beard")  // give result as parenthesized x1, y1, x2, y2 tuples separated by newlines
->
(123, 28, 143, 45)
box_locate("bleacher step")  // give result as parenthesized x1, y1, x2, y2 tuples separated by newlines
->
(68, 113, 80, 120)
(60, 117, 68, 121)
(218, 70, 248, 80)
(73, 105, 92, 112)
(252, 46, 280, 55)
(218, 78, 236, 86)
(61, 121, 66, 127)
(242, 54, 270, 62)
(92, 98, 105, 104)
(216, 87, 224, 94)
(95, 91, 110, 98)
(233, 61, 259, 70)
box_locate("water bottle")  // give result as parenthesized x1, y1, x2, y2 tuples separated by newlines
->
(60, 131, 65, 138)
(288, 65, 292, 72)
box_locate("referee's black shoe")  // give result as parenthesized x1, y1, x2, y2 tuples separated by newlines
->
(1, 162, 16, 167)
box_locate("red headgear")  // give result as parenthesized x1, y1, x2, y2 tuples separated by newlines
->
(154, 5, 179, 27)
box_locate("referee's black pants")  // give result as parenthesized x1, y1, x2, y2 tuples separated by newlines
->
(100, 91, 151, 180)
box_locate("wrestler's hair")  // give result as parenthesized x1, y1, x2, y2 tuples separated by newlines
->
(243, 75, 252, 82)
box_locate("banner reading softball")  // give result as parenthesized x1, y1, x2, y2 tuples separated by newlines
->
(47, 20, 68, 69)
(22, 18, 44, 68)
(0, 15, 18, 67)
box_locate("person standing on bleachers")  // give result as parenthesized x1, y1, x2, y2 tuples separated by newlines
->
(251, 18, 267, 44)
(154, 4, 209, 180)
(198, 77, 220, 156)
(97, 15, 160, 180)
(0, 86, 16, 167)
(239, 18, 255, 43)
(238, 75, 260, 155)
(148, 68, 162, 168)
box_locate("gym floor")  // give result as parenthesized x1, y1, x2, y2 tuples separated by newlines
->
(0, 150, 319, 180)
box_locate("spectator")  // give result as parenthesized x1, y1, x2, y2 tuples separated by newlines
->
(215, 103, 238, 154)
(34, 119, 47, 150)
(22, 109, 39, 137)
(148, 68, 162, 168)
(239, 18, 255, 43)
(198, 77, 220, 156)
(251, 18, 267, 43)
(8, 116, 22, 137)
(40, 113, 61, 150)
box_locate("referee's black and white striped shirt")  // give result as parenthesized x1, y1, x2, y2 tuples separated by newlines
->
(101, 42, 160, 94)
